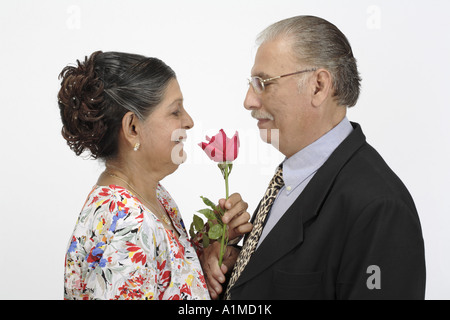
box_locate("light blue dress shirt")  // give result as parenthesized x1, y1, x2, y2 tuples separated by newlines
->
(256, 117, 354, 249)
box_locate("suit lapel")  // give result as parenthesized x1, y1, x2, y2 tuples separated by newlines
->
(232, 122, 366, 291)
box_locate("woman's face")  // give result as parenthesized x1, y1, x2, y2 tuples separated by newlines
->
(138, 78, 194, 175)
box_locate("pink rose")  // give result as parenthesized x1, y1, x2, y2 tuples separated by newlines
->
(195, 129, 240, 266)
(198, 129, 240, 163)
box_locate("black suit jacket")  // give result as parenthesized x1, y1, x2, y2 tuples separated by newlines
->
(229, 123, 426, 300)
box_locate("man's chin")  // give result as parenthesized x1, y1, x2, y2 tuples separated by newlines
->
(258, 128, 280, 150)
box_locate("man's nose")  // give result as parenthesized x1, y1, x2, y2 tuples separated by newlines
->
(243, 86, 261, 110)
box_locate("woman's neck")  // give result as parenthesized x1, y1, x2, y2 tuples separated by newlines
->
(100, 160, 161, 205)
(99, 159, 180, 239)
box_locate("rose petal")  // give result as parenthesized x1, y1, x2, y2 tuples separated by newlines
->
(198, 129, 240, 162)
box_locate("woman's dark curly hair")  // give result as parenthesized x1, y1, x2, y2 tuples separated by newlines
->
(57, 51, 175, 159)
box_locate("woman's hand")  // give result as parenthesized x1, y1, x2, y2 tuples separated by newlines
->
(218, 193, 252, 241)
(199, 193, 252, 299)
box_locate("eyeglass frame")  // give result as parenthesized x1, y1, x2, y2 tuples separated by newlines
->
(248, 68, 317, 94)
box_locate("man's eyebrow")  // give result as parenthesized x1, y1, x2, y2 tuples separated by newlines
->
(252, 72, 272, 79)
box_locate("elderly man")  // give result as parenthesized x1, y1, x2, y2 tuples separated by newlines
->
(202, 15, 426, 300)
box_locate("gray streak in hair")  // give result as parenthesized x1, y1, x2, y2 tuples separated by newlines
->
(257, 15, 361, 107)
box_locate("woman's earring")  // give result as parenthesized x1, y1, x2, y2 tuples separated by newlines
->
(133, 142, 141, 151)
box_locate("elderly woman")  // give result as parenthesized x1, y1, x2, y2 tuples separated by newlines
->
(59, 51, 251, 300)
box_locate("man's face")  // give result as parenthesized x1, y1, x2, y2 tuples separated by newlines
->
(244, 37, 317, 157)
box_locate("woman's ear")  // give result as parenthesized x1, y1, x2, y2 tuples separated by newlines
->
(311, 69, 333, 108)
(121, 112, 140, 148)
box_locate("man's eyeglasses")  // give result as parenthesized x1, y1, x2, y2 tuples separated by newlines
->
(248, 68, 317, 94)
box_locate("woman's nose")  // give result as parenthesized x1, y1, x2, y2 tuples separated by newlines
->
(183, 111, 194, 130)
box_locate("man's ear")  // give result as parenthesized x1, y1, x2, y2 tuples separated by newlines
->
(310, 69, 333, 108)
(121, 112, 140, 147)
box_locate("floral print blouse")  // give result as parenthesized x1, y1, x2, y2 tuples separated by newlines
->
(64, 184, 210, 300)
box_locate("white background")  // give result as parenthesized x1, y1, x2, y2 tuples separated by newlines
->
(0, 0, 449, 300)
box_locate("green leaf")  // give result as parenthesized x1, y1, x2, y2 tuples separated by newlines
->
(200, 196, 216, 209)
(200, 196, 225, 217)
(208, 224, 222, 240)
(193, 214, 204, 232)
(214, 211, 223, 222)
(202, 234, 210, 248)
(189, 222, 196, 239)
(197, 209, 217, 221)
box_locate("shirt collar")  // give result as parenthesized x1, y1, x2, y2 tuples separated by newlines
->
(281, 117, 354, 195)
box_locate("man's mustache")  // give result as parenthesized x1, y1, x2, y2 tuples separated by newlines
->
(251, 110, 274, 121)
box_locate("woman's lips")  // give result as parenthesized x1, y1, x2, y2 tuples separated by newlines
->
(174, 136, 186, 146)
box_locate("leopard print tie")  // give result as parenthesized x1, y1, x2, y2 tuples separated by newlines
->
(225, 165, 284, 300)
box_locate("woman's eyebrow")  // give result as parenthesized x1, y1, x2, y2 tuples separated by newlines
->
(167, 98, 184, 107)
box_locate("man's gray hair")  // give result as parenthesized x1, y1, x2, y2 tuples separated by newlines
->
(257, 15, 361, 107)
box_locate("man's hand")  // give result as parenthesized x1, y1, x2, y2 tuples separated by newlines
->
(199, 193, 252, 299)
(200, 241, 240, 299)
(218, 193, 252, 241)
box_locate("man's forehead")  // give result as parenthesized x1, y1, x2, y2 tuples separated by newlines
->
(251, 38, 296, 77)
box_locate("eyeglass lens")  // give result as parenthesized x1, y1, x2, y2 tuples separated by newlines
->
(250, 77, 263, 93)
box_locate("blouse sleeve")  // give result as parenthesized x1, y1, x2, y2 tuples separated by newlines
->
(65, 191, 159, 300)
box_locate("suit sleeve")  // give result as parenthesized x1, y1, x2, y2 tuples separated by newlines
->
(337, 197, 426, 299)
